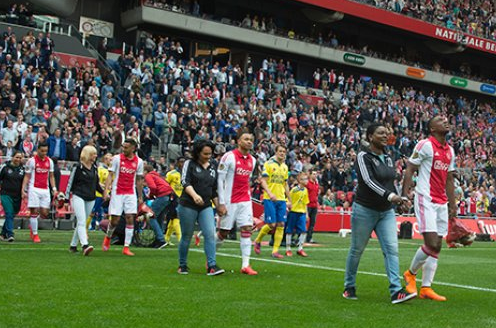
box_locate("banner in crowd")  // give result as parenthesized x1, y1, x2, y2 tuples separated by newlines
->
(54, 52, 97, 67)
(294, 0, 496, 56)
(298, 94, 325, 107)
(79, 16, 114, 38)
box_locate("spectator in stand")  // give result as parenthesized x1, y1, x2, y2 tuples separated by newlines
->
(47, 128, 66, 160)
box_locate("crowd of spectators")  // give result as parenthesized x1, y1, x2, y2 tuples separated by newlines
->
(1, 20, 496, 217)
(141, 0, 496, 88)
(358, 0, 496, 42)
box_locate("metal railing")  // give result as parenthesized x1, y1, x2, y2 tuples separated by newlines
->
(41, 21, 122, 89)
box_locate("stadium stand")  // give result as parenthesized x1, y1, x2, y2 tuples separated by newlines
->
(0, 0, 496, 222)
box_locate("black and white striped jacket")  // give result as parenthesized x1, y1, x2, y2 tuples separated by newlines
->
(354, 150, 397, 211)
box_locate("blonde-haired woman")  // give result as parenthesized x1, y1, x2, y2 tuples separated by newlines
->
(65, 145, 104, 255)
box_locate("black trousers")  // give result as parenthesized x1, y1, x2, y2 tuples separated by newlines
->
(306, 207, 318, 242)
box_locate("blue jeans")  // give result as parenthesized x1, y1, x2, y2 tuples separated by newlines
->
(148, 195, 170, 243)
(177, 205, 217, 267)
(1, 195, 21, 238)
(344, 203, 402, 296)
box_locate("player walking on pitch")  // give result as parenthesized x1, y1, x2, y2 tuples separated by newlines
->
(102, 139, 144, 256)
(253, 144, 291, 259)
(402, 116, 456, 301)
(216, 129, 258, 275)
(22, 142, 57, 243)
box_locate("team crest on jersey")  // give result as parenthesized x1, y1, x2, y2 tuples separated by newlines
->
(196, 167, 202, 173)
(386, 157, 393, 167)
(372, 158, 380, 166)
(7, 169, 12, 174)
(131, 162, 137, 168)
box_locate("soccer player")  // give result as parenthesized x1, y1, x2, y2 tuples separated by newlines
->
(216, 128, 258, 275)
(401, 116, 456, 301)
(285, 172, 309, 257)
(21, 143, 57, 243)
(102, 139, 144, 256)
(165, 157, 184, 245)
(254, 144, 291, 258)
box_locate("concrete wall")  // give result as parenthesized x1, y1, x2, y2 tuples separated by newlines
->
(121, 6, 495, 98)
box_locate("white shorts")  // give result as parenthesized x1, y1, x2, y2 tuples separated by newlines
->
(414, 194, 448, 237)
(27, 187, 51, 209)
(219, 201, 253, 230)
(109, 194, 138, 216)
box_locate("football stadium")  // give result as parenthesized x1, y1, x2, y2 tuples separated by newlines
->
(0, 0, 495, 326)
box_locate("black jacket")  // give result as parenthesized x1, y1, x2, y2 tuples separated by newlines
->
(0, 161, 25, 198)
(180, 159, 218, 210)
(65, 163, 103, 201)
(355, 150, 397, 211)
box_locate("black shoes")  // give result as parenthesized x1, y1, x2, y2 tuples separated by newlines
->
(207, 265, 225, 276)
(343, 287, 358, 300)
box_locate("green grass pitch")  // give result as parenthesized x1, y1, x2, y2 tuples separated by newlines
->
(0, 231, 495, 328)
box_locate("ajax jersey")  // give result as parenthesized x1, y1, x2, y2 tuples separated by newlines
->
(218, 149, 256, 204)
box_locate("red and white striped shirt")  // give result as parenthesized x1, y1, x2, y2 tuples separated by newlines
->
(409, 136, 455, 204)
(217, 149, 256, 204)
(110, 153, 144, 195)
(25, 155, 54, 190)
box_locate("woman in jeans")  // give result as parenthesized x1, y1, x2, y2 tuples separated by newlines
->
(177, 139, 224, 276)
(65, 145, 103, 256)
(0, 151, 25, 242)
(343, 123, 416, 304)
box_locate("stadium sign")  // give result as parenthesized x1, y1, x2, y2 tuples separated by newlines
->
(343, 53, 365, 66)
(406, 67, 425, 79)
(480, 84, 496, 94)
(449, 77, 467, 88)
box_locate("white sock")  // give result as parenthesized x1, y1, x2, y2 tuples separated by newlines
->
(215, 232, 224, 250)
(422, 256, 438, 287)
(107, 223, 115, 238)
(70, 229, 79, 247)
(286, 234, 292, 251)
(298, 233, 307, 251)
(77, 221, 88, 246)
(30, 216, 39, 235)
(240, 231, 252, 268)
(409, 246, 429, 275)
(124, 225, 133, 247)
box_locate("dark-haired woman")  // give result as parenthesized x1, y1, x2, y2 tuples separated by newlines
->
(0, 151, 25, 242)
(343, 123, 416, 304)
(177, 140, 224, 276)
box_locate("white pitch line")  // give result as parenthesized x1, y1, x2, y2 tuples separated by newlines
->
(201, 250, 496, 294)
(3, 246, 496, 293)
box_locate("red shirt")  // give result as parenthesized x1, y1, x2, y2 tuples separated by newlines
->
(217, 149, 256, 204)
(110, 154, 144, 195)
(306, 180, 320, 208)
(26, 155, 54, 189)
(145, 171, 174, 198)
